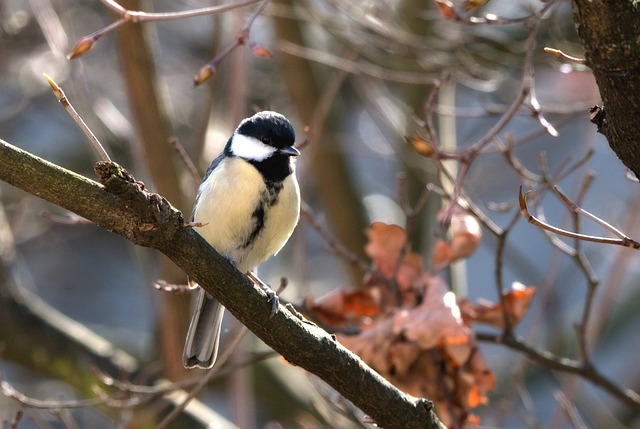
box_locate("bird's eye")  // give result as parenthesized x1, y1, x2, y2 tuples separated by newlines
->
(261, 136, 271, 144)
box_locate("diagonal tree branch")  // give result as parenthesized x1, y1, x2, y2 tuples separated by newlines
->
(0, 138, 445, 429)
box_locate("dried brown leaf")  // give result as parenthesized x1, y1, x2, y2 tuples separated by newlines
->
(433, 207, 482, 268)
(459, 281, 536, 329)
(395, 276, 472, 362)
(305, 289, 381, 329)
(365, 222, 424, 295)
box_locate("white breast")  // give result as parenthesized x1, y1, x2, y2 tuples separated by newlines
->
(193, 157, 300, 273)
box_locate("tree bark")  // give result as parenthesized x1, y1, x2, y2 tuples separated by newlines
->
(571, 1, 640, 177)
(0, 139, 445, 429)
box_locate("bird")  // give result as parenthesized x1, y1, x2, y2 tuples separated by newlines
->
(182, 111, 301, 369)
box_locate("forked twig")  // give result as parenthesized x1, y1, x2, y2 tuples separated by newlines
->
(518, 186, 640, 249)
(193, 0, 272, 85)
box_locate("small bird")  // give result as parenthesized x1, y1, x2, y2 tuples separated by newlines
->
(183, 111, 301, 369)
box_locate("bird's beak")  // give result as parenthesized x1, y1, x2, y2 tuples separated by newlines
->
(279, 146, 300, 156)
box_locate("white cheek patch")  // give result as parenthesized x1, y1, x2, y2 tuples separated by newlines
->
(229, 133, 277, 161)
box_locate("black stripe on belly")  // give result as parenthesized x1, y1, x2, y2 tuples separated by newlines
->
(240, 181, 284, 250)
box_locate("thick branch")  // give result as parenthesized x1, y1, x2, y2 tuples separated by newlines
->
(571, 1, 640, 177)
(0, 139, 445, 429)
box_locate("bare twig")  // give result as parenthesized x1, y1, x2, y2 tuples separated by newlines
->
(518, 187, 640, 249)
(553, 390, 589, 429)
(169, 137, 201, 184)
(476, 332, 640, 410)
(1, 380, 111, 409)
(544, 47, 586, 65)
(493, 211, 522, 335)
(279, 41, 439, 84)
(193, 0, 272, 86)
(397, 174, 433, 237)
(497, 134, 542, 183)
(528, 77, 559, 137)
(559, 176, 599, 368)
(300, 201, 370, 272)
(44, 74, 111, 162)
(6, 411, 23, 429)
(67, 0, 260, 58)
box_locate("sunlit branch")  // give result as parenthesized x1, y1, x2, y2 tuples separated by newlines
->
(518, 187, 640, 249)
(544, 47, 586, 65)
(44, 74, 111, 162)
(529, 81, 559, 137)
(553, 186, 628, 239)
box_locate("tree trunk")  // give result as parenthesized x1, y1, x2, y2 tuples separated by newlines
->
(572, 1, 640, 177)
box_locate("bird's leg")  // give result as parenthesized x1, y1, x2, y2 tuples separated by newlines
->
(247, 271, 279, 318)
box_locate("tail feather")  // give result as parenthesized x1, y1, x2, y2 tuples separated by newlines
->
(182, 287, 225, 369)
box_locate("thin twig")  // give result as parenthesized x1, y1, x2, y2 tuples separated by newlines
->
(169, 137, 201, 184)
(493, 211, 521, 335)
(544, 47, 586, 65)
(44, 74, 111, 162)
(560, 177, 599, 368)
(477, 332, 640, 410)
(279, 41, 439, 84)
(397, 174, 432, 238)
(300, 201, 370, 272)
(100, 0, 259, 20)
(497, 133, 543, 183)
(193, 0, 271, 86)
(68, 0, 260, 58)
(553, 390, 589, 429)
(518, 187, 640, 249)
(553, 186, 628, 239)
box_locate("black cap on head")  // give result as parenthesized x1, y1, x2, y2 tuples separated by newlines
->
(236, 111, 295, 149)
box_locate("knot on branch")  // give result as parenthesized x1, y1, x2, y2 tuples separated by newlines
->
(589, 105, 606, 134)
(95, 161, 142, 195)
(94, 161, 184, 245)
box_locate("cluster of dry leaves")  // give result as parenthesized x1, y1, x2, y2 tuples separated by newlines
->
(306, 214, 535, 427)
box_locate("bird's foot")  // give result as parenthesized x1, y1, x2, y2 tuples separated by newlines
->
(222, 254, 238, 267)
(263, 287, 280, 318)
(247, 271, 279, 318)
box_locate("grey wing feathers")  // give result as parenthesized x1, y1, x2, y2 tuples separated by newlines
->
(192, 152, 226, 220)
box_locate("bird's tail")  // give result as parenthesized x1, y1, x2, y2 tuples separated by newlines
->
(182, 287, 225, 369)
